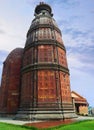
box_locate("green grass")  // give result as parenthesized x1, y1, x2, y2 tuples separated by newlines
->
(44, 120, 94, 130)
(0, 120, 94, 130)
(0, 122, 38, 130)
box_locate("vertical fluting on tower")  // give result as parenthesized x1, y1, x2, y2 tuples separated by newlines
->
(15, 2, 76, 120)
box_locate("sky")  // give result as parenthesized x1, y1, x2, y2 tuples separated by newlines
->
(0, 0, 94, 107)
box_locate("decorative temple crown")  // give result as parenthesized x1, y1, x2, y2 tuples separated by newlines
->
(35, 2, 53, 16)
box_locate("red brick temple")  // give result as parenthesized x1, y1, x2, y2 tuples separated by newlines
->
(0, 2, 76, 120)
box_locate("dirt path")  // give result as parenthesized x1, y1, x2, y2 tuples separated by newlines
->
(24, 119, 75, 129)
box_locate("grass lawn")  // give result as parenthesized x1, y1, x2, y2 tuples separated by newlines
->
(45, 120, 94, 130)
(0, 120, 94, 130)
(0, 122, 38, 130)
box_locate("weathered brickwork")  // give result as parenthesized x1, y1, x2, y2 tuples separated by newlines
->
(0, 2, 76, 119)
(20, 72, 33, 106)
(0, 48, 23, 114)
(38, 45, 53, 62)
(58, 47, 68, 67)
(38, 70, 57, 103)
(15, 2, 76, 120)
(60, 72, 72, 103)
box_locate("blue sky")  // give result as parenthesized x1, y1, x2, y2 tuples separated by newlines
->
(0, 0, 94, 107)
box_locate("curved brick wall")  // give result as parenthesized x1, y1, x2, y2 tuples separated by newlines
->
(0, 48, 23, 114)
(15, 3, 76, 120)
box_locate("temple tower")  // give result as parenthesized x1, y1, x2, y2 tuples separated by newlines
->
(15, 2, 76, 120)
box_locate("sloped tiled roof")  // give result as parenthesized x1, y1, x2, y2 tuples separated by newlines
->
(71, 91, 88, 104)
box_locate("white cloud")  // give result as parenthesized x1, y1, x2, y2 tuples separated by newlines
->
(67, 53, 84, 69)
(70, 68, 94, 106)
(0, 11, 27, 51)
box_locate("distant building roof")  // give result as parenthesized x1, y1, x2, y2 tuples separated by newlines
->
(71, 91, 88, 105)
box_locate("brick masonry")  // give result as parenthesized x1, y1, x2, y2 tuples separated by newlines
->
(0, 48, 23, 114)
(0, 3, 77, 119)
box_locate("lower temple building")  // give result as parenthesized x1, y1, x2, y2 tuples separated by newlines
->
(0, 2, 77, 120)
(71, 91, 88, 115)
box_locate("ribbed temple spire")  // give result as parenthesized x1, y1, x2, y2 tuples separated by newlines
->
(14, 2, 77, 120)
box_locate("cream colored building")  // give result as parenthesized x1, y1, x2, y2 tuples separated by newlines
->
(71, 91, 88, 115)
